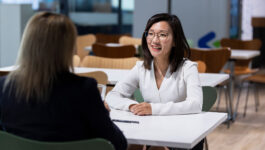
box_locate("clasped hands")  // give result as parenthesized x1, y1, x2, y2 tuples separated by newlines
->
(129, 102, 152, 116)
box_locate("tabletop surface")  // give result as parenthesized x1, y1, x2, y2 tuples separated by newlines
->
(74, 67, 229, 87)
(110, 109, 227, 149)
(0, 66, 229, 87)
(230, 49, 260, 60)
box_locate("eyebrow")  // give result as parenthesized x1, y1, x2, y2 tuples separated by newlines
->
(148, 29, 169, 33)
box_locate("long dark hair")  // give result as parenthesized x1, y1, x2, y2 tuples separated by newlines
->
(141, 13, 190, 73)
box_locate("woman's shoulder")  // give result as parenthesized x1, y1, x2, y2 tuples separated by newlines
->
(58, 72, 98, 89)
(135, 60, 144, 68)
(182, 59, 197, 68)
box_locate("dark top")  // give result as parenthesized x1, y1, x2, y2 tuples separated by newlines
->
(0, 72, 127, 150)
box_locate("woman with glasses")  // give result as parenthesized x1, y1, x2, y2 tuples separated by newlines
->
(0, 12, 126, 150)
(106, 13, 203, 150)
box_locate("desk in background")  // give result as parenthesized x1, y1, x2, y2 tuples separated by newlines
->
(0, 66, 229, 87)
(110, 109, 227, 149)
(74, 67, 229, 87)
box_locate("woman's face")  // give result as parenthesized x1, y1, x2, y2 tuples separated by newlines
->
(146, 21, 174, 60)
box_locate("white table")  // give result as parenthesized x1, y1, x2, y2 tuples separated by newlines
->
(74, 67, 229, 87)
(0, 66, 229, 87)
(110, 109, 227, 149)
(85, 43, 139, 54)
(230, 49, 260, 60)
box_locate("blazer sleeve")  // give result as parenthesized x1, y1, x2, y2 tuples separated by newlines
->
(105, 63, 141, 111)
(81, 79, 127, 150)
(151, 62, 203, 115)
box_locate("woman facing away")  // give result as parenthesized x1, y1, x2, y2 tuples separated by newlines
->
(0, 12, 127, 150)
(105, 13, 203, 150)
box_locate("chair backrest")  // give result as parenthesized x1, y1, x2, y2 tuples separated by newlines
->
(220, 38, 262, 67)
(81, 55, 140, 69)
(119, 36, 142, 46)
(76, 34, 96, 60)
(220, 38, 262, 50)
(95, 33, 129, 44)
(73, 55, 81, 67)
(195, 60, 207, 73)
(0, 130, 115, 150)
(190, 47, 231, 73)
(77, 71, 108, 100)
(92, 43, 136, 58)
(202, 86, 217, 111)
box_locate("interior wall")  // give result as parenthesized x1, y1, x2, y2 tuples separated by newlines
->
(133, 0, 168, 38)
(171, 0, 230, 48)
(133, 0, 230, 48)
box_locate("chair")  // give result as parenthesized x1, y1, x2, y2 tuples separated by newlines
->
(92, 43, 136, 58)
(81, 56, 140, 94)
(80, 56, 140, 69)
(77, 71, 108, 100)
(73, 55, 81, 67)
(95, 33, 130, 44)
(190, 48, 231, 73)
(235, 72, 265, 118)
(0, 130, 115, 150)
(195, 60, 207, 73)
(220, 38, 262, 75)
(76, 34, 96, 60)
(119, 36, 142, 46)
(221, 39, 262, 119)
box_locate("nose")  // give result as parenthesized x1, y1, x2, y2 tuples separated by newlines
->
(152, 34, 160, 43)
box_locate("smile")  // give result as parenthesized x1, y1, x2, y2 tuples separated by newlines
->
(151, 45, 162, 51)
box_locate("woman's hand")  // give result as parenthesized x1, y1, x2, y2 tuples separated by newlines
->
(129, 102, 152, 116)
(104, 101, 111, 112)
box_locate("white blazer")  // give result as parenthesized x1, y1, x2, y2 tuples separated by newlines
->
(105, 60, 202, 115)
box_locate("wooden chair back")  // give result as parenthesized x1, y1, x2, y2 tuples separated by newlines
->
(195, 60, 207, 73)
(80, 56, 140, 69)
(76, 34, 96, 60)
(119, 36, 142, 45)
(220, 38, 262, 68)
(73, 55, 81, 67)
(77, 71, 108, 85)
(190, 47, 231, 73)
(92, 43, 136, 58)
(77, 71, 108, 100)
(95, 33, 130, 44)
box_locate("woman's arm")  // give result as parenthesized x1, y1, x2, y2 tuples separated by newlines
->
(105, 63, 141, 111)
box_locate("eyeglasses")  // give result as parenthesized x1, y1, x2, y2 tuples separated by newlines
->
(145, 31, 169, 41)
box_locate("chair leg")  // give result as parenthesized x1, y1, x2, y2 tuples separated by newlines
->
(224, 85, 230, 128)
(216, 87, 222, 111)
(204, 137, 208, 150)
(233, 82, 243, 120)
(243, 82, 250, 117)
(254, 84, 259, 112)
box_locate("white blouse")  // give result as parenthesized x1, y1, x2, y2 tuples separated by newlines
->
(105, 60, 202, 115)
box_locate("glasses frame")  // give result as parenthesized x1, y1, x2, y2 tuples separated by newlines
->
(144, 31, 170, 41)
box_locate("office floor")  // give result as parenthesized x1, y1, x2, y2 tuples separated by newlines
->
(208, 84, 265, 150)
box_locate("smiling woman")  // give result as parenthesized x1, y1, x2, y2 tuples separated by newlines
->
(105, 13, 204, 150)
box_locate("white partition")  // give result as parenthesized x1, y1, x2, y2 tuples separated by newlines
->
(0, 4, 34, 67)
